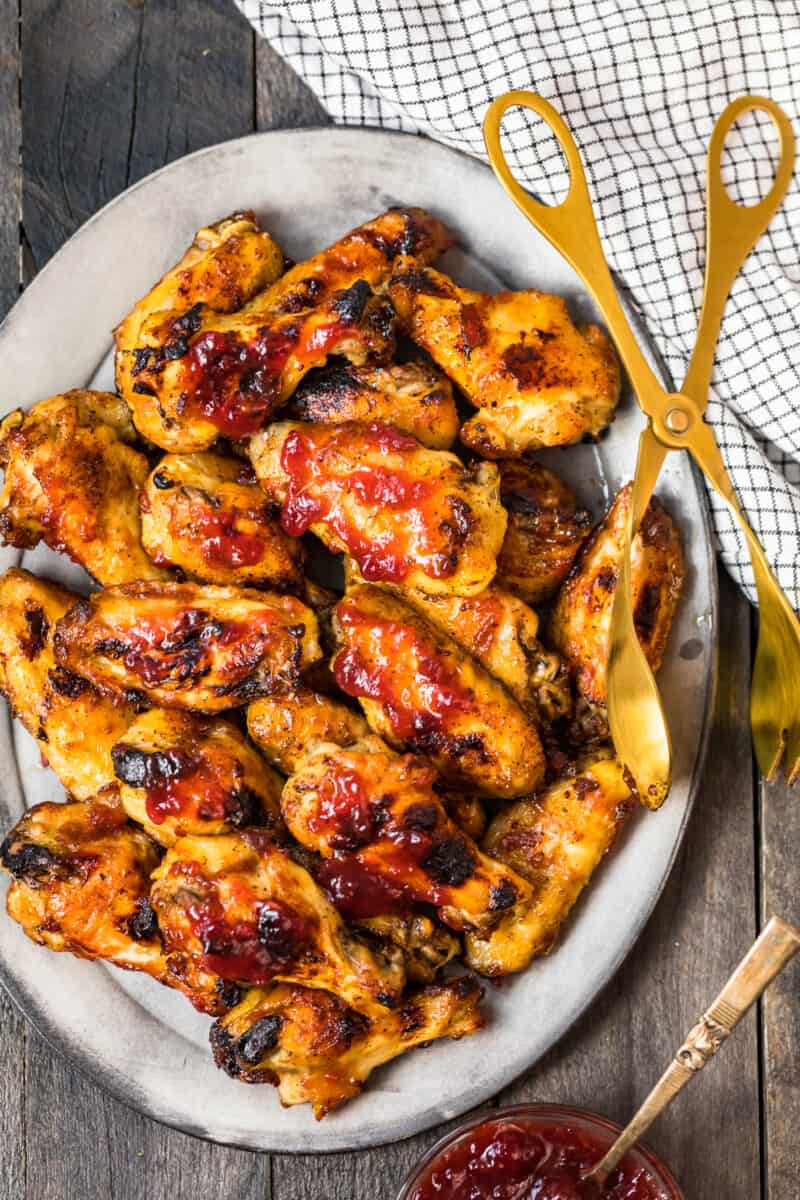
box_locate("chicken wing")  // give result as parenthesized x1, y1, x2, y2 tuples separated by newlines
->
(549, 484, 685, 704)
(250, 422, 506, 597)
(353, 913, 460, 984)
(115, 211, 286, 445)
(140, 452, 304, 590)
(331, 585, 545, 797)
(288, 360, 459, 449)
(210, 975, 483, 1117)
(465, 752, 634, 976)
(150, 831, 405, 1014)
(388, 261, 620, 457)
(0, 568, 134, 799)
(281, 737, 531, 933)
(247, 686, 369, 775)
(111, 708, 284, 847)
(496, 461, 592, 604)
(53, 580, 321, 711)
(0, 390, 166, 585)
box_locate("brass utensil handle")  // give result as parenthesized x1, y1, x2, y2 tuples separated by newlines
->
(587, 916, 800, 1184)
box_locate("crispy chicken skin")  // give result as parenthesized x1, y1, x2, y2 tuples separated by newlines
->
(331, 586, 545, 797)
(496, 461, 592, 604)
(115, 212, 286, 447)
(53, 580, 321, 711)
(288, 361, 459, 449)
(549, 484, 685, 704)
(247, 687, 370, 775)
(210, 975, 483, 1117)
(140, 452, 304, 590)
(150, 831, 405, 1014)
(0, 390, 167, 586)
(388, 261, 620, 457)
(250, 421, 506, 597)
(0, 795, 224, 1012)
(0, 568, 134, 799)
(111, 709, 284, 847)
(281, 737, 531, 932)
(353, 913, 460, 984)
(465, 753, 634, 976)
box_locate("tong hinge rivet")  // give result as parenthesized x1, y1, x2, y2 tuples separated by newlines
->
(665, 407, 691, 434)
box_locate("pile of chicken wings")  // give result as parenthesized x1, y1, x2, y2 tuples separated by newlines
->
(0, 208, 685, 1118)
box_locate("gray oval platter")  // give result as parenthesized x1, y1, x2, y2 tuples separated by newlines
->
(0, 128, 717, 1152)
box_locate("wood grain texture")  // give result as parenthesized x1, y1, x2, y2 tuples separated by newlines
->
(502, 572, 761, 1200)
(760, 771, 800, 1200)
(256, 38, 330, 131)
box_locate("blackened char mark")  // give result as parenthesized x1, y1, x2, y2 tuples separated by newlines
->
(0, 837, 57, 881)
(126, 896, 160, 942)
(332, 279, 372, 325)
(21, 604, 49, 660)
(111, 742, 189, 790)
(237, 1014, 284, 1064)
(422, 836, 476, 887)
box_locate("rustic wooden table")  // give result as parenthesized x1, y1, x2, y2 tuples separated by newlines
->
(0, 4, 796, 1198)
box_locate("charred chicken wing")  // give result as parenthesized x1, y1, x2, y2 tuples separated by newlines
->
(140, 452, 304, 590)
(247, 686, 370, 775)
(465, 752, 634, 976)
(549, 484, 685, 704)
(281, 737, 531, 932)
(0, 390, 166, 585)
(288, 360, 459, 449)
(150, 831, 405, 1014)
(331, 585, 545, 797)
(496, 461, 592, 604)
(353, 912, 460, 984)
(210, 975, 482, 1117)
(0, 568, 134, 799)
(53, 581, 321, 711)
(250, 422, 506, 597)
(388, 261, 620, 457)
(111, 708, 284, 847)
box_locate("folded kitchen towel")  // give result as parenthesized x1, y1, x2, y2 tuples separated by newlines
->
(237, 0, 800, 610)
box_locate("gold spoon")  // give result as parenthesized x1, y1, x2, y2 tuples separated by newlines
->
(585, 915, 800, 1187)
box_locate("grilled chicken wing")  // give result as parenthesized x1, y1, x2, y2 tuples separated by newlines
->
(331, 585, 545, 797)
(140, 452, 304, 590)
(288, 361, 459, 449)
(353, 913, 460, 984)
(53, 581, 321, 711)
(496, 461, 592, 604)
(549, 484, 685, 704)
(388, 261, 620, 457)
(210, 975, 483, 1117)
(0, 390, 166, 585)
(250, 422, 506, 597)
(115, 212, 286, 447)
(247, 687, 369, 775)
(0, 568, 134, 799)
(150, 831, 405, 1014)
(465, 752, 634, 976)
(282, 737, 531, 933)
(111, 708, 284, 847)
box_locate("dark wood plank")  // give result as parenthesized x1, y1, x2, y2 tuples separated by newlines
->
(502, 573, 761, 1200)
(256, 38, 330, 131)
(760, 772, 800, 1200)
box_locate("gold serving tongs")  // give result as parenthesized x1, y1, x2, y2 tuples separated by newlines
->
(484, 90, 796, 805)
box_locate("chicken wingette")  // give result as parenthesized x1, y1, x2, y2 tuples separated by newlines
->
(111, 709, 284, 847)
(549, 484, 685, 705)
(210, 975, 483, 1117)
(140, 452, 304, 590)
(0, 795, 228, 1014)
(0, 390, 166, 585)
(53, 580, 321, 711)
(352, 913, 460, 984)
(150, 831, 405, 1014)
(288, 360, 459, 449)
(331, 585, 545, 797)
(465, 752, 634, 977)
(250, 422, 506, 597)
(247, 687, 370, 775)
(281, 737, 531, 933)
(0, 568, 133, 799)
(388, 260, 620, 457)
(496, 461, 592, 604)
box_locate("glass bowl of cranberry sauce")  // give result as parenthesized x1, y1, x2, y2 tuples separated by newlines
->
(396, 1104, 683, 1200)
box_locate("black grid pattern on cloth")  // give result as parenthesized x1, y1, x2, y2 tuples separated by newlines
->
(238, 0, 800, 608)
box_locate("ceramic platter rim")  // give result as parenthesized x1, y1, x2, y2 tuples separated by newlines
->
(0, 127, 718, 1154)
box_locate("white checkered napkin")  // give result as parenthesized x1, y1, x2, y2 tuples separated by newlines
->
(238, 0, 800, 609)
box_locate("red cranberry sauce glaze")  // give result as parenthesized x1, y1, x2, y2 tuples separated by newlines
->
(138, 751, 239, 826)
(407, 1118, 668, 1200)
(185, 500, 267, 569)
(333, 598, 472, 740)
(279, 423, 452, 583)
